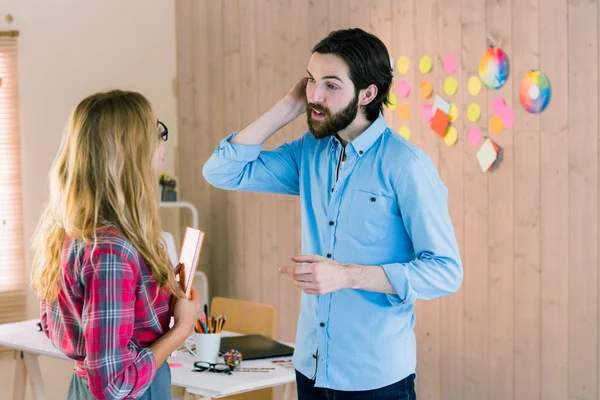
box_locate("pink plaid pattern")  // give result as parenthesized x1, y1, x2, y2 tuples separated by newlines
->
(40, 228, 172, 399)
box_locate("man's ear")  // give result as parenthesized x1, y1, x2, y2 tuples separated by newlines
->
(359, 84, 379, 106)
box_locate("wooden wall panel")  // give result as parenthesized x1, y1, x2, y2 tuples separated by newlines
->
(486, 0, 514, 398)
(539, 0, 569, 398)
(437, 0, 464, 398)
(568, 0, 599, 399)
(461, 0, 489, 398)
(513, 0, 541, 398)
(174, 1, 600, 398)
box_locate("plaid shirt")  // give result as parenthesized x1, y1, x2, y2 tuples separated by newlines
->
(40, 229, 172, 400)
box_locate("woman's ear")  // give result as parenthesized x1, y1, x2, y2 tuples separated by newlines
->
(359, 84, 379, 106)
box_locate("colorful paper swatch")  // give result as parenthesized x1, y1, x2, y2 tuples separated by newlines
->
(387, 93, 398, 111)
(479, 46, 509, 90)
(468, 76, 482, 96)
(421, 104, 434, 122)
(444, 76, 458, 96)
(444, 54, 457, 74)
(399, 126, 411, 140)
(492, 97, 506, 115)
(468, 126, 483, 147)
(397, 56, 410, 75)
(420, 81, 433, 99)
(490, 115, 504, 135)
(397, 80, 411, 98)
(477, 139, 499, 172)
(398, 103, 410, 121)
(467, 103, 481, 122)
(433, 95, 451, 115)
(419, 56, 433, 74)
(448, 103, 459, 122)
(444, 126, 458, 146)
(520, 70, 551, 113)
(498, 107, 514, 128)
(431, 109, 450, 137)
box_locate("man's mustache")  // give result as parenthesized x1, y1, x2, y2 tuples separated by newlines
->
(307, 103, 329, 115)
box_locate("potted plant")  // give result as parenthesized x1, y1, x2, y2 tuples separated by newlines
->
(159, 173, 178, 202)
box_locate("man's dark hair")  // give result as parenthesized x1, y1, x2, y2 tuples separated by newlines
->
(312, 28, 393, 122)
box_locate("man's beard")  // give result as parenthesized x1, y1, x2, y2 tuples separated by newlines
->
(306, 95, 359, 139)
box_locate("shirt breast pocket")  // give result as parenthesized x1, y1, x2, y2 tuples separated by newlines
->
(346, 190, 395, 245)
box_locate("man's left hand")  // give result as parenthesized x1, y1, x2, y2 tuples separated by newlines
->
(279, 255, 350, 295)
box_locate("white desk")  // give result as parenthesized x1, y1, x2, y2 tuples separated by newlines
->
(0, 319, 296, 399)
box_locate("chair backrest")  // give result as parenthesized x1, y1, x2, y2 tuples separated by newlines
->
(160, 231, 179, 267)
(193, 270, 209, 309)
(210, 297, 277, 339)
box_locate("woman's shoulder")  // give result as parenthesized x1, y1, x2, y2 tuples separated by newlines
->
(92, 227, 142, 265)
(64, 227, 141, 268)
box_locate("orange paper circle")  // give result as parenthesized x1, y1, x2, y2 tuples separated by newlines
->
(398, 103, 410, 121)
(420, 81, 433, 99)
(490, 115, 504, 135)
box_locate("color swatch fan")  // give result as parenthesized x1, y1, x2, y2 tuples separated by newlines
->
(519, 70, 551, 113)
(478, 46, 509, 90)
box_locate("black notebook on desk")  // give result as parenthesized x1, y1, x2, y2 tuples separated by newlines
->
(219, 334, 294, 360)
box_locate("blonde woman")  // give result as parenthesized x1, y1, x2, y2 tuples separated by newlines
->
(31, 90, 201, 399)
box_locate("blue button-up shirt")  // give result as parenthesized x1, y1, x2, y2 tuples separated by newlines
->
(202, 114, 463, 391)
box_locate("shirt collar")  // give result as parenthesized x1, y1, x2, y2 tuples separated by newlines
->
(328, 113, 388, 158)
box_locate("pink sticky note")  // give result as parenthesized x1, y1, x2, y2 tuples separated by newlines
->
(444, 54, 457, 75)
(468, 126, 482, 147)
(397, 80, 410, 98)
(421, 104, 434, 122)
(498, 107, 514, 128)
(492, 97, 506, 115)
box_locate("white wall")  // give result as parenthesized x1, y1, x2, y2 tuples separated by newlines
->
(0, 1, 180, 398)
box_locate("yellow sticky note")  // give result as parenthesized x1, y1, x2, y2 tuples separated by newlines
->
(467, 103, 481, 122)
(444, 126, 458, 146)
(419, 56, 433, 74)
(444, 76, 458, 96)
(387, 93, 398, 111)
(398, 103, 410, 121)
(397, 56, 410, 75)
(448, 103, 458, 122)
(399, 126, 411, 141)
(468, 76, 482, 96)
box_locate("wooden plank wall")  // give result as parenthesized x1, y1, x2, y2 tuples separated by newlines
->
(174, 0, 599, 399)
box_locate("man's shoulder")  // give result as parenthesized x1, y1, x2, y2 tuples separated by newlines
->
(380, 128, 433, 167)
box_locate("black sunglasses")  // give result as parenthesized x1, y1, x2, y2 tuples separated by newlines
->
(192, 361, 233, 375)
(158, 120, 168, 141)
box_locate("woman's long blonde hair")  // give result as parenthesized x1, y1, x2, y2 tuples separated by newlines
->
(31, 90, 182, 303)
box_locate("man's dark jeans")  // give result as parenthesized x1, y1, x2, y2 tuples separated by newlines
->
(296, 370, 417, 400)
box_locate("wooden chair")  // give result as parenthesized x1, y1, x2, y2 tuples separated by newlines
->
(184, 297, 278, 400)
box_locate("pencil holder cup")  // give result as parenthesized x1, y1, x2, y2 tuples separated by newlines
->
(185, 332, 221, 363)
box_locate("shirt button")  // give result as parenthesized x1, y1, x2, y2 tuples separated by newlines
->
(326, 253, 332, 258)
(371, 197, 376, 202)
(331, 188, 334, 192)
(329, 221, 334, 226)
(320, 322, 325, 327)
(312, 353, 317, 359)
(359, 150, 364, 155)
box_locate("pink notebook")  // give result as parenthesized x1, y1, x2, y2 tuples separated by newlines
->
(178, 227, 206, 297)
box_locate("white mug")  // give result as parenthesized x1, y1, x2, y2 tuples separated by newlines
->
(185, 332, 222, 363)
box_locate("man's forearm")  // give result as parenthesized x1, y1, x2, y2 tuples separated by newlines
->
(343, 264, 397, 294)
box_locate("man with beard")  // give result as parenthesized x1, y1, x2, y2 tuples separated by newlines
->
(203, 28, 462, 400)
